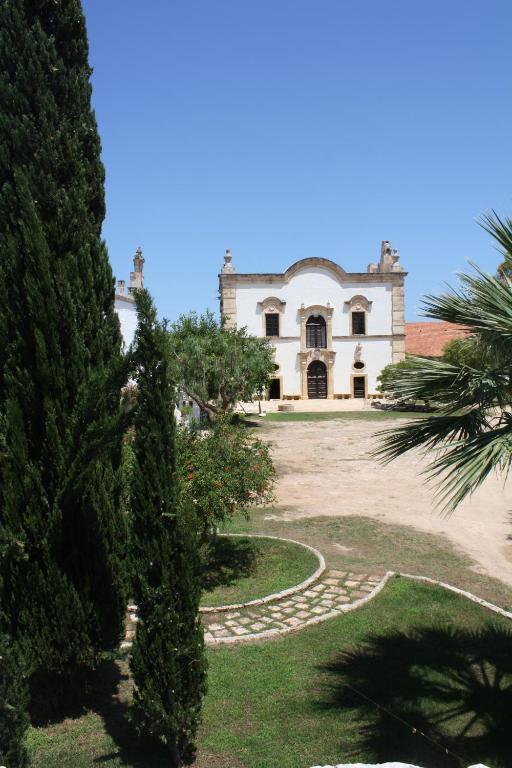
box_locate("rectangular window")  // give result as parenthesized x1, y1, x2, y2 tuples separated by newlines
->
(265, 313, 279, 337)
(351, 311, 366, 335)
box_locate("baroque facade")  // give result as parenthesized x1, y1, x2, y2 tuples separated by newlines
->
(219, 243, 406, 399)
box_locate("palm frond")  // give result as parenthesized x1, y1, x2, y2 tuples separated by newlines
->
(374, 411, 488, 465)
(381, 356, 509, 411)
(478, 209, 512, 259)
(422, 266, 512, 351)
(426, 418, 512, 511)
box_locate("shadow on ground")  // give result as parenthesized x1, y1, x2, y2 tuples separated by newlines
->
(318, 626, 512, 768)
(91, 661, 171, 767)
(202, 536, 258, 593)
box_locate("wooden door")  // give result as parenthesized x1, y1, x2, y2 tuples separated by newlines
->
(307, 361, 327, 399)
(268, 378, 281, 399)
(353, 376, 366, 398)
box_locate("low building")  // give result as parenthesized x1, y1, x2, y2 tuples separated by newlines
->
(218, 242, 407, 400)
(405, 321, 467, 357)
(114, 246, 144, 348)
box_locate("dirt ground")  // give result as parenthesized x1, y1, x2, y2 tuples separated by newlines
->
(260, 418, 512, 587)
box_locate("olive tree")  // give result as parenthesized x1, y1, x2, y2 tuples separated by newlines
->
(169, 311, 275, 421)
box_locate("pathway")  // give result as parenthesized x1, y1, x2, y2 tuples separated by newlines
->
(124, 568, 387, 649)
(202, 569, 386, 644)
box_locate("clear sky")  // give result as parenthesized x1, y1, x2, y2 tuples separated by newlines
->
(83, 0, 512, 322)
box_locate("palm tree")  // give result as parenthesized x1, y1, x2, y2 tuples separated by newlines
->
(375, 211, 512, 511)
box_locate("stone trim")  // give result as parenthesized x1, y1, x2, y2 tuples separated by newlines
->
(266, 374, 284, 400)
(258, 296, 286, 337)
(223, 270, 407, 286)
(206, 572, 395, 646)
(257, 296, 286, 312)
(115, 293, 135, 305)
(391, 279, 406, 362)
(205, 570, 512, 647)
(219, 273, 238, 329)
(200, 533, 325, 613)
(344, 294, 372, 311)
(351, 372, 368, 398)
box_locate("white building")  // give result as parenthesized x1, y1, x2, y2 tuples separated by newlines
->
(219, 242, 406, 400)
(114, 247, 144, 348)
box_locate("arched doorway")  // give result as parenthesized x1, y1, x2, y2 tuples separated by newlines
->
(307, 360, 327, 399)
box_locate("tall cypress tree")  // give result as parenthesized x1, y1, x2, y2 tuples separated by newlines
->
(0, 0, 127, 698)
(130, 290, 206, 766)
(0, 632, 29, 768)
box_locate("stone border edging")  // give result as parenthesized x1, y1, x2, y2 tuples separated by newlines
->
(206, 570, 512, 646)
(200, 533, 326, 613)
(399, 572, 512, 620)
(206, 571, 395, 645)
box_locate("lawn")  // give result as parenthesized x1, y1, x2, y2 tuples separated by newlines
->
(201, 535, 319, 607)
(221, 510, 512, 611)
(250, 410, 430, 422)
(29, 579, 512, 768)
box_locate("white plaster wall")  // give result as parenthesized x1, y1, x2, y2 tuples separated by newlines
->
(271, 338, 301, 395)
(235, 267, 392, 337)
(115, 297, 138, 349)
(333, 338, 392, 394)
(235, 265, 394, 396)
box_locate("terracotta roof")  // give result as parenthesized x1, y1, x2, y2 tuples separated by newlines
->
(405, 322, 468, 357)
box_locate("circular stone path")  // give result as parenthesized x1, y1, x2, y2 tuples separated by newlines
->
(123, 538, 388, 649)
(201, 568, 387, 645)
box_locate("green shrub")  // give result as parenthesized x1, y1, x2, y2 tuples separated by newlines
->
(176, 419, 275, 539)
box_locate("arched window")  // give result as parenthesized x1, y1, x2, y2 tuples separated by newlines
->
(306, 315, 326, 348)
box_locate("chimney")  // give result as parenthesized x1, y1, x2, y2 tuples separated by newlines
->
(117, 279, 126, 296)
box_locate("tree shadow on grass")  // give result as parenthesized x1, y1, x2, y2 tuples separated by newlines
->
(90, 660, 171, 767)
(202, 536, 259, 593)
(317, 625, 512, 768)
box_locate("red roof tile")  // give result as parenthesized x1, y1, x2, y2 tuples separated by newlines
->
(405, 322, 468, 357)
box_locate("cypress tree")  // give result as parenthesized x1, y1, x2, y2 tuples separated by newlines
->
(0, 0, 127, 700)
(0, 632, 29, 768)
(130, 289, 207, 766)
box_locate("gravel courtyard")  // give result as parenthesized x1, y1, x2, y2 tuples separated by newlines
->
(260, 417, 512, 587)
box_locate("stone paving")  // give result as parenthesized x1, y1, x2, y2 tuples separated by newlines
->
(201, 569, 386, 645)
(123, 569, 387, 649)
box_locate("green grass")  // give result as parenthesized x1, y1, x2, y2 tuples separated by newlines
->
(220, 511, 512, 611)
(201, 536, 318, 607)
(252, 410, 430, 422)
(28, 579, 512, 768)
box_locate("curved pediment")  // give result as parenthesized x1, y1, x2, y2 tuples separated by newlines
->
(257, 296, 286, 313)
(284, 257, 347, 282)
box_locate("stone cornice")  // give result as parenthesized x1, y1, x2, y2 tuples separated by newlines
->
(257, 334, 405, 341)
(115, 293, 135, 305)
(219, 269, 407, 285)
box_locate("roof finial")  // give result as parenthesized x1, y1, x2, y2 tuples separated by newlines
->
(129, 246, 145, 292)
(222, 248, 235, 274)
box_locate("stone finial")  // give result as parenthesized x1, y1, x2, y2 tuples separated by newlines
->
(373, 240, 404, 273)
(133, 246, 144, 273)
(221, 249, 235, 274)
(129, 246, 145, 292)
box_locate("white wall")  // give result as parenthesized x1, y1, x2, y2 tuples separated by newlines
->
(332, 338, 392, 394)
(115, 297, 138, 349)
(272, 338, 301, 395)
(235, 266, 392, 337)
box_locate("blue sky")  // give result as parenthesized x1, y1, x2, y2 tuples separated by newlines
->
(84, 0, 512, 322)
